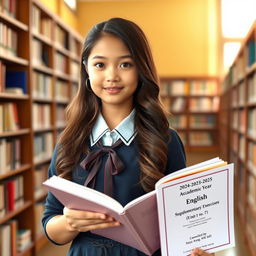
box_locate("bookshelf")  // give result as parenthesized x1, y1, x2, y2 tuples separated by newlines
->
(160, 76, 220, 152)
(220, 21, 256, 256)
(0, 0, 83, 255)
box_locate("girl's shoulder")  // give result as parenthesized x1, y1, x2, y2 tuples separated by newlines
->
(167, 128, 183, 144)
(167, 128, 186, 158)
(166, 128, 187, 173)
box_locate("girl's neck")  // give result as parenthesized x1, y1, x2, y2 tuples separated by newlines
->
(101, 105, 133, 130)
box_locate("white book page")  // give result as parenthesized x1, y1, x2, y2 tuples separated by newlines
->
(157, 163, 235, 256)
(156, 157, 222, 187)
(43, 176, 124, 213)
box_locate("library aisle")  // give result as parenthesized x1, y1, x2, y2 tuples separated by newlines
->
(37, 151, 251, 256)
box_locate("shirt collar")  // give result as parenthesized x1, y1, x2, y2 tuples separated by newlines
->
(90, 109, 136, 147)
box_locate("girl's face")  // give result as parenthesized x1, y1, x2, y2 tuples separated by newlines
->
(86, 34, 138, 111)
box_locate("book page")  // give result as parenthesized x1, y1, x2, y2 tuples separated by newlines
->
(43, 176, 124, 213)
(156, 158, 223, 186)
(156, 163, 235, 256)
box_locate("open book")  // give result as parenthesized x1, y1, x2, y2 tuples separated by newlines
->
(43, 157, 235, 256)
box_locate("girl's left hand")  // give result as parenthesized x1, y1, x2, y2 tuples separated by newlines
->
(190, 248, 215, 256)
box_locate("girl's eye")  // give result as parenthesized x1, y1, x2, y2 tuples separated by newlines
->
(120, 62, 133, 68)
(95, 63, 104, 68)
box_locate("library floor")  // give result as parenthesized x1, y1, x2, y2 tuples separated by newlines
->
(37, 151, 252, 256)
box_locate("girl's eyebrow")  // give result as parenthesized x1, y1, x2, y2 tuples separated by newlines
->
(91, 55, 133, 60)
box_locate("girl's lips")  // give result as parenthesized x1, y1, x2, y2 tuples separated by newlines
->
(104, 87, 123, 94)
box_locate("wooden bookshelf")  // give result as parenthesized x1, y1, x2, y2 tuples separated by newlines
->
(0, 0, 83, 255)
(220, 21, 256, 256)
(160, 76, 220, 152)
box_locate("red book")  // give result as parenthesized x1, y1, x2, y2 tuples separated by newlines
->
(7, 180, 16, 211)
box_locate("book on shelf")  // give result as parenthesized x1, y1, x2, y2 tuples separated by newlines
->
(0, 0, 17, 18)
(0, 137, 21, 174)
(0, 22, 18, 57)
(247, 40, 255, 67)
(0, 184, 5, 218)
(5, 71, 27, 94)
(0, 223, 11, 256)
(43, 157, 235, 256)
(17, 229, 32, 252)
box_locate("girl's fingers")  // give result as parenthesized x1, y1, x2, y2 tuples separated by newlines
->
(78, 221, 120, 232)
(63, 207, 109, 220)
(191, 248, 214, 256)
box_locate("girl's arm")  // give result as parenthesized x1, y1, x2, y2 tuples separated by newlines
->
(45, 208, 120, 244)
(191, 248, 215, 256)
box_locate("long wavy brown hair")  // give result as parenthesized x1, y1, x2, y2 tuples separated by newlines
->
(56, 17, 170, 192)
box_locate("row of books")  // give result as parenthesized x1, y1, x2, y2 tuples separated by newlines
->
(189, 115, 216, 128)
(168, 115, 217, 129)
(0, 220, 32, 256)
(189, 132, 214, 146)
(190, 80, 218, 95)
(168, 115, 187, 129)
(0, 0, 17, 18)
(34, 164, 48, 200)
(32, 38, 50, 67)
(32, 71, 53, 99)
(231, 41, 256, 85)
(170, 98, 186, 112)
(248, 108, 256, 139)
(248, 173, 256, 209)
(231, 82, 246, 107)
(189, 98, 219, 112)
(55, 52, 68, 74)
(238, 136, 246, 161)
(32, 71, 71, 101)
(32, 4, 81, 58)
(162, 97, 219, 112)
(0, 102, 20, 132)
(231, 131, 256, 164)
(33, 103, 51, 130)
(246, 40, 256, 67)
(32, 103, 67, 130)
(231, 132, 239, 154)
(55, 25, 69, 50)
(56, 105, 66, 127)
(34, 132, 53, 164)
(248, 141, 256, 175)
(0, 175, 24, 217)
(70, 61, 80, 80)
(0, 62, 27, 95)
(232, 110, 246, 133)
(160, 80, 218, 96)
(35, 202, 45, 236)
(248, 72, 256, 104)
(0, 22, 18, 57)
(32, 4, 52, 39)
(0, 138, 20, 174)
(55, 80, 69, 102)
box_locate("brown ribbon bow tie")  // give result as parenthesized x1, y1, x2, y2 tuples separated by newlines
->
(80, 139, 124, 197)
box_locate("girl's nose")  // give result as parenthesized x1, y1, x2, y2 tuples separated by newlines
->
(106, 67, 120, 82)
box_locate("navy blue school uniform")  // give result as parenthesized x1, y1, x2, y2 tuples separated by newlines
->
(42, 112, 186, 256)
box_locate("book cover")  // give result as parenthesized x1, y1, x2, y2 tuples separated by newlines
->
(5, 71, 27, 94)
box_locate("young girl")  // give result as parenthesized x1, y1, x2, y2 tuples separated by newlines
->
(42, 17, 214, 256)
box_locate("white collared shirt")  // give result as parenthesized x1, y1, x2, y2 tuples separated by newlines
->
(90, 109, 137, 147)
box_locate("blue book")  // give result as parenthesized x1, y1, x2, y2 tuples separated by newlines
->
(248, 41, 255, 67)
(5, 71, 27, 94)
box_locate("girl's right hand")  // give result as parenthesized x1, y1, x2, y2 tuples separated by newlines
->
(63, 207, 120, 232)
